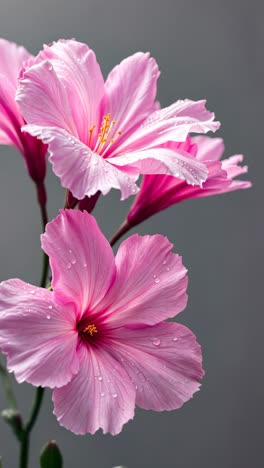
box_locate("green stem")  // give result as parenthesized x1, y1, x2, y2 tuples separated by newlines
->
(39, 203, 49, 289)
(0, 362, 17, 409)
(24, 387, 44, 434)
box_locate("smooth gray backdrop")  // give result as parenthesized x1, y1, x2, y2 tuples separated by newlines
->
(0, 1, 261, 467)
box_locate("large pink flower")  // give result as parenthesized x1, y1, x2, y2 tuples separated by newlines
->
(16, 39, 220, 200)
(126, 135, 251, 227)
(0, 39, 47, 204)
(0, 210, 203, 435)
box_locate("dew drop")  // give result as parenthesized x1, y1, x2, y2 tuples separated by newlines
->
(153, 274, 157, 278)
(162, 260, 167, 265)
(101, 392, 105, 397)
(83, 263, 87, 268)
(103, 166, 108, 172)
(131, 187, 137, 193)
(66, 263, 71, 269)
(48, 305, 53, 309)
(166, 267, 170, 272)
(30, 290, 35, 294)
(48, 65, 53, 71)
(82, 150, 88, 155)
(112, 393, 118, 398)
(71, 258, 76, 265)
(97, 376, 103, 381)
(172, 337, 178, 342)
(154, 277, 160, 284)
(135, 385, 138, 390)
(46, 315, 51, 320)
(152, 337, 160, 347)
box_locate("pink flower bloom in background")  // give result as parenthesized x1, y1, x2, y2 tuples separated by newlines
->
(127, 135, 252, 227)
(0, 210, 203, 435)
(0, 39, 47, 204)
(16, 39, 220, 201)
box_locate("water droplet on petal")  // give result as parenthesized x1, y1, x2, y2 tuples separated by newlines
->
(152, 337, 160, 347)
(135, 385, 138, 390)
(97, 376, 103, 381)
(172, 337, 178, 342)
(112, 393, 118, 398)
(30, 290, 35, 294)
(101, 392, 105, 397)
(48, 305, 53, 309)
(162, 260, 167, 265)
(154, 277, 160, 284)
(83, 263, 87, 268)
(82, 150, 88, 155)
(71, 258, 76, 265)
(48, 65, 53, 71)
(66, 263, 71, 269)
(46, 315, 51, 320)
(166, 267, 170, 272)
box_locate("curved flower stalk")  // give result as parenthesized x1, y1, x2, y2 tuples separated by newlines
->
(16, 39, 220, 201)
(125, 135, 252, 228)
(0, 39, 47, 205)
(0, 210, 203, 435)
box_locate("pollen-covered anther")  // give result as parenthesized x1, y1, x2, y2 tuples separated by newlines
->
(83, 324, 98, 336)
(91, 114, 122, 155)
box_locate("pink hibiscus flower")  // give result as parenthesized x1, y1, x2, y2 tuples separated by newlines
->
(16, 39, 220, 201)
(126, 135, 251, 228)
(0, 39, 47, 205)
(0, 210, 203, 435)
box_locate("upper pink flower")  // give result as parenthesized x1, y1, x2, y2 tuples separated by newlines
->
(0, 39, 47, 203)
(16, 39, 220, 200)
(0, 210, 203, 435)
(127, 135, 252, 226)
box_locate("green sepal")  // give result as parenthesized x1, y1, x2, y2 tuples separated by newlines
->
(1, 408, 23, 440)
(40, 440, 63, 468)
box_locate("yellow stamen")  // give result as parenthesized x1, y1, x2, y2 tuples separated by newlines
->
(91, 114, 122, 155)
(83, 324, 98, 336)
(88, 125, 96, 147)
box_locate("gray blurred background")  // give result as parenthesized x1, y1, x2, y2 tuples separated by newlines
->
(0, 0, 261, 467)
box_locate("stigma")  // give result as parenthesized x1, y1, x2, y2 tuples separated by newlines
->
(83, 323, 98, 336)
(88, 113, 122, 156)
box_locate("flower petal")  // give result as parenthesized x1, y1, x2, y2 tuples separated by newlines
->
(192, 135, 225, 161)
(111, 99, 220, 155)
(41, 210, 116, 316)
(0, 279, 79, 388)
(0, 39, 32, 87)
(17, 60, 77, 135)
(17, 39, 105, 144)
(107, 322, 204, 411)
(108, 147, 208, 187)
(53, 345, 135, 435)
(98, 234, 188, 326)
(104, 52, 159, 147)
(23, 125, 139, 199)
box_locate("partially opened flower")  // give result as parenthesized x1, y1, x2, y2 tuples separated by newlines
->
(0, 210, 203, 435)
(0, 39, 47, 205)
(16, 39, 220, 201)
(126, 135, 251, 227)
